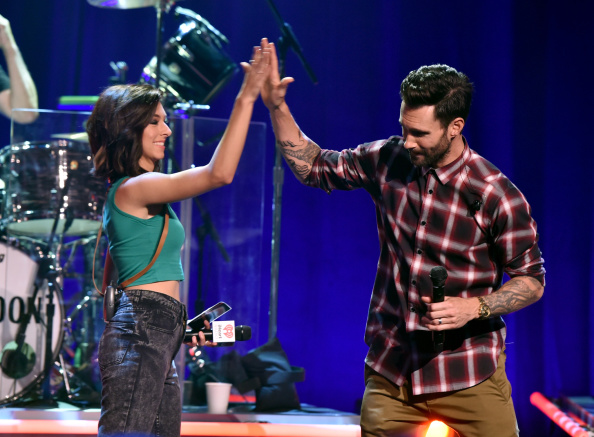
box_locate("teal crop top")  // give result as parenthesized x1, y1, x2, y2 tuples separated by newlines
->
(103, 177, 185, 287)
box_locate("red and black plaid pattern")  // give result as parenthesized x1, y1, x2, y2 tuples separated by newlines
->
(305, 136, 545, 394)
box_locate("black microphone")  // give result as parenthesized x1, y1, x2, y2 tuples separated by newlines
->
(429, 266, 448, 353)
(185, 325, 252, 345)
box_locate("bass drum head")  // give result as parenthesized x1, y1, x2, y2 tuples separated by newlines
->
(0, 241, 64, 404)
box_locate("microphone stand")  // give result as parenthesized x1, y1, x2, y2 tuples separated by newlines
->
(264, 0, 318, 340)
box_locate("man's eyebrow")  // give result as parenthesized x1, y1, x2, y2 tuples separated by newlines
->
(399, 122, 430, 135)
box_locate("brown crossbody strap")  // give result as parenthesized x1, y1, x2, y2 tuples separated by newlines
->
(92, 205, 170, 295)
(92, 225, 106, 296)
(119, 211, 169, 288)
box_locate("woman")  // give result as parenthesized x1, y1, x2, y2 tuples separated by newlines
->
(87, 40, 270, 436)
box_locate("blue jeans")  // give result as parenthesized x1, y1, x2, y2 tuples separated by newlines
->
(98, 289, 187, 437)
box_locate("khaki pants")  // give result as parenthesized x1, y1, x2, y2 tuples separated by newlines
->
(360, 350, 519, 437)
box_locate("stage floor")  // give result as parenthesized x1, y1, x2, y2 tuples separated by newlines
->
(0, 402, 361, 436)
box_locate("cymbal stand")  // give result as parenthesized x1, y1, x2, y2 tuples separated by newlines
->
(154, 2, 164, 88)
(40, 265, 60, 403)
(36, 178, 75, 403)
(153, 0, 175, 90)
(264, 0, 318, 340)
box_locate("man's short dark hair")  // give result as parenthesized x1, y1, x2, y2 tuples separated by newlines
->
(400, 64, 474, 128)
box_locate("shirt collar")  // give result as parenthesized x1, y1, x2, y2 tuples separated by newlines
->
(421, 136, 470, 185)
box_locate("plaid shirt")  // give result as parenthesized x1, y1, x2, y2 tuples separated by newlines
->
(305, 136, 545, 395)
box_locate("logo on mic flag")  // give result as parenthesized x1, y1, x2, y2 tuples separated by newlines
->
(223, 324, 234, 338)
(212, 320, 235, 342)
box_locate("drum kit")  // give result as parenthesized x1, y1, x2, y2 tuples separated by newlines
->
(0, 0, 238, 406)
(0, 138, 105, 406)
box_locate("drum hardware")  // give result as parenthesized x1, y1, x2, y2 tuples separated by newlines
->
(35, 164, 83, 403)
(0, 244, 65, 406)
(50, 132, 89, 142)
(57, 236, 107, 406)
(54, 355, 101, 406)
(171, 102, 210, 116)
(86, 0, 173, 10)
(173, 7, 229, 49)
(54, 319, 101, 407)
(0, 243, 51, 380)
(87, 0, 178, 100)
(140, 14, 238, 107)
(40, 263, 60, 402)
(87, 0, 236, 107)
(61, 235, 95, 279)
(109, 61, 128, 85)
(0, 134, 104, 405)
(0, 151, 100, 405)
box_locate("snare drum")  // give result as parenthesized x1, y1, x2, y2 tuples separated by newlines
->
(0, 140, 105, 237)
(140, 19, 238, 105)
(0, 240, 64, 404)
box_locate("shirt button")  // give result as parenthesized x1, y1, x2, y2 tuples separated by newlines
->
(428, 189, 434, 194)
(412, 280, 417, 285)
(410, 306, 416, 313)
(417, 249, 423, 254)
(421, 221, 426, 226)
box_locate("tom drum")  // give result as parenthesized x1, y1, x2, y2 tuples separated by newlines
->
(140, 18, 238, 105)
(0, 140, 105, 237)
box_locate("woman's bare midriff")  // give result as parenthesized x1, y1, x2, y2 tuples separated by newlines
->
(124, 280, 180, 302)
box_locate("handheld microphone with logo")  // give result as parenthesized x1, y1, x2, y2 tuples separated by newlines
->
(185, 321, 252, 346)
(429, 266, 448, 353)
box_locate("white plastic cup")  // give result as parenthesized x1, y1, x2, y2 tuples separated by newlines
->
(205, 382, 232, 414)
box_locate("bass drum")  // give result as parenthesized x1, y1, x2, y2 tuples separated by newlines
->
(0, 240, 64, 404)
(0, 140, 105, 237)
(140, 18, 238, 105)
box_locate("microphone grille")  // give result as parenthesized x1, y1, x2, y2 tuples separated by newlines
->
(236, 325, 252, 341)
(429, 266, 448, 286)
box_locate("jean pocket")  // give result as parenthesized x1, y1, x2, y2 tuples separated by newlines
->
(98, 322, 133, 370)
(146, 309, 178, 334)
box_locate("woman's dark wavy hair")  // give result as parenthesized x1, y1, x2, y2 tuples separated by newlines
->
(87, 84, 162, 183)
(400, 64, 474, 128)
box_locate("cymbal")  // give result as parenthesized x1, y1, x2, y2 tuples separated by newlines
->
(86, 0, 160, 9)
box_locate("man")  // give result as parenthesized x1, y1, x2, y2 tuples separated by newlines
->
(260, 37, 545, 437)
(0, 13, 38, 124)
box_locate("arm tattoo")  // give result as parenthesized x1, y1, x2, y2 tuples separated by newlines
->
(276, 132, 321, 180)
(286, 159, 311, 178)
(486, 276, 543, 316)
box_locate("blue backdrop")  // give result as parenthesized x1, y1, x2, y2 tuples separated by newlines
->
(1, 1, 592, 435)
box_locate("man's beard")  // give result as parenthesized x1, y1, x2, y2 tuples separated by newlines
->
(408, 132, 452, 168)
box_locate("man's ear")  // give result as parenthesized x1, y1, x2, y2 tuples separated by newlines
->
(449, 117, 465, 139)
